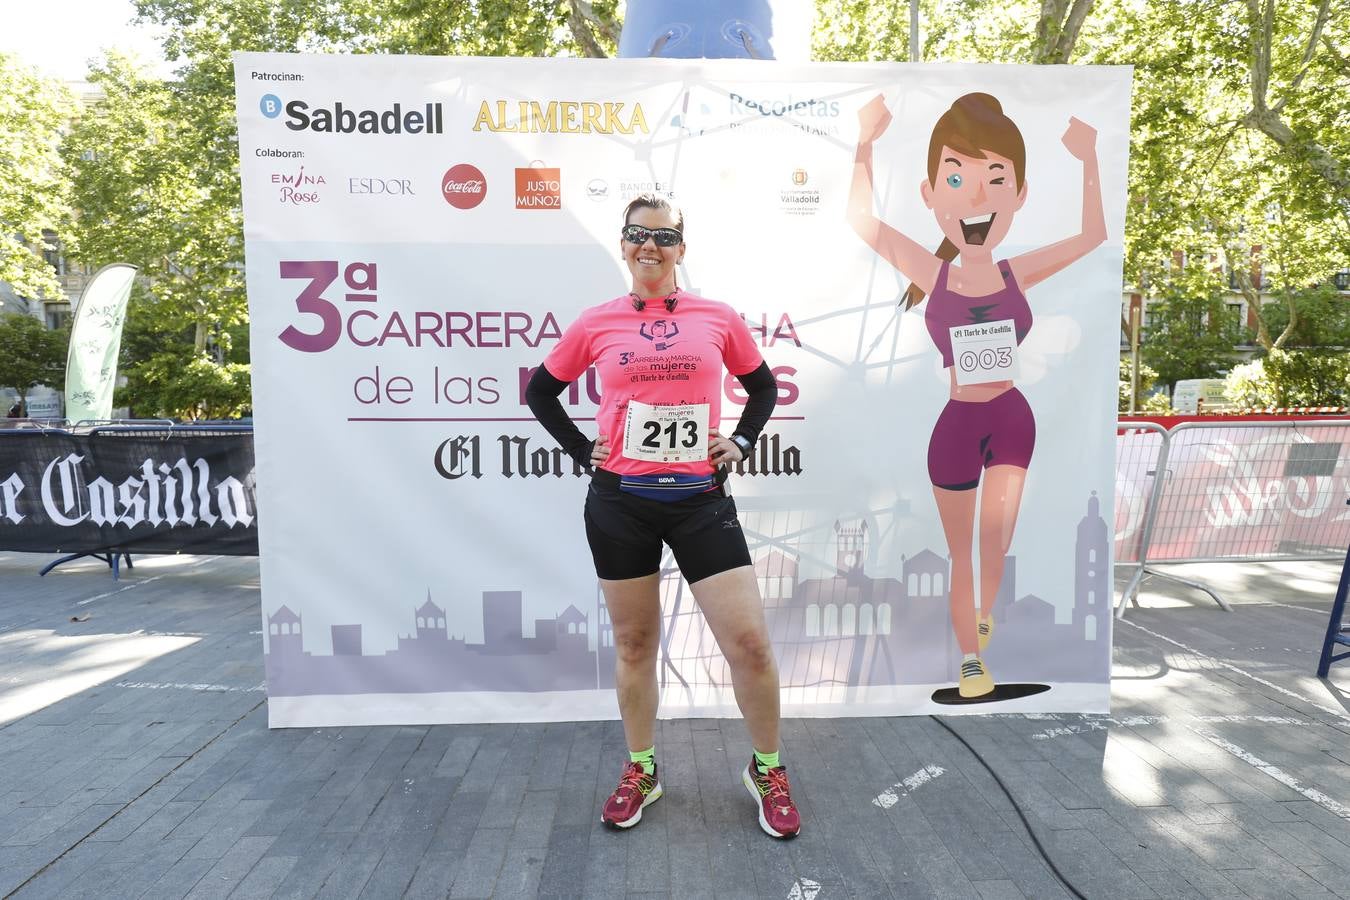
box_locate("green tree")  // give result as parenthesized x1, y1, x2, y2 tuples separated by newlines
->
(64, 55, 243, 359)
(134, 0, 620, 62)
(814, 0, 919, 61)
(1224, 349, 1350, 408)
(1118, 357, 1172, 413)
(62, 53, 253, 418)
(117, 351, 252, 419)
(813, 1, 1102, 64)
(67, 0, 400, 417)
(0, 54, 73, 301)
(1101, 0, 1349, 351)
(1139, 274, 1245, 390)
(1257, 283, 1350, 349)
(0, 313, 67, 411)
(380, 0, 620, 57)
(1239, 1, 1347, 207)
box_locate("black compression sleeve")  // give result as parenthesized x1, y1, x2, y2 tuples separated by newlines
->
(731, 361, 777, 449)
(524, 364, 593, 469)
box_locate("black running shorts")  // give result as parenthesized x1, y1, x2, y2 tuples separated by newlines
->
(583, 474, 752, 583)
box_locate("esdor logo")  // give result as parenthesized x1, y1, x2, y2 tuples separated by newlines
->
(349, 177, 414, 197)
(442, 164, 487, 209)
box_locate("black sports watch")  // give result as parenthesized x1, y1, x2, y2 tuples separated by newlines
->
(731, 434, 754, 458)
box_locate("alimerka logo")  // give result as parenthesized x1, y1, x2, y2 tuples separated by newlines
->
(473, 100, 649, 135)
(260, 93, 444, 135)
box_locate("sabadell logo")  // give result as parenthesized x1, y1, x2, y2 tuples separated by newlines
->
(442, 164, 487, 209)
(259, 93, 444, 135)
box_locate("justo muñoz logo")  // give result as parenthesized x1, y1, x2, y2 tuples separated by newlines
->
(442, 164, 487, 209)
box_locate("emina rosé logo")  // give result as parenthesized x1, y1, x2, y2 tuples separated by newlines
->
(442, 164, 487, 209)
(271, 165, 325, 204)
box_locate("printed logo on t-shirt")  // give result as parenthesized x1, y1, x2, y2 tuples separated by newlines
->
(616, 350, 703, 384)
(966, 303, 999, 324)
(639, 319, 680, 350)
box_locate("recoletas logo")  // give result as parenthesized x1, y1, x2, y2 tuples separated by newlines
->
(729, 93, 840, 118)
(442, 164, 487, 209)
(259, 93, 444, 135)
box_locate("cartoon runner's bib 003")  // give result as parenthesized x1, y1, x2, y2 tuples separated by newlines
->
(622, 400, 710, 463)
(949, 319, 1021, 385)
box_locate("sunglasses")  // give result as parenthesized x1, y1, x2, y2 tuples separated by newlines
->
(622, 224, 683, 247)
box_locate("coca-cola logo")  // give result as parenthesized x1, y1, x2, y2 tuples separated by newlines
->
(442, 164, 487, 209)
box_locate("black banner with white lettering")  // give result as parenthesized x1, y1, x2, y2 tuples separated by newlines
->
(0, 430, 257, 555)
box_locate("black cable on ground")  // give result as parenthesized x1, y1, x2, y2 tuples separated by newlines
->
(930, 715, 1089, 900)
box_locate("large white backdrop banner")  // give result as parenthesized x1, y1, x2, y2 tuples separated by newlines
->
(234, 52, 1130, 727)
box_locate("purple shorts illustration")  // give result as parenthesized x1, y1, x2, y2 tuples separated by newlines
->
(926, 388, 1035, 490)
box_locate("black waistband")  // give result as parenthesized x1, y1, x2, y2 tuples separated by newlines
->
(592, 467, 729, 489)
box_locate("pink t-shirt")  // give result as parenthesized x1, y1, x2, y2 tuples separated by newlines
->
(542, 290, 763, 476)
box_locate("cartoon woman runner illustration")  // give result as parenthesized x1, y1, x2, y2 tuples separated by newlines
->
(641, 319, 680, 350)
(847, 92, 1105, 698)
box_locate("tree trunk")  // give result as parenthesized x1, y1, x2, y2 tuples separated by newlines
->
(1270, 285, 1298, 350)
(1242, 0, 1347, 195)
(567, 1, 616, 58)
(1323, 36, 1350, 78)
(1265, 225, 1301, 350)
(1243, 108, 1350, 197)
(1033, 0, 1095, 63)
(1233, 271, 1270, 350)
(1033, 0, 1067, 61)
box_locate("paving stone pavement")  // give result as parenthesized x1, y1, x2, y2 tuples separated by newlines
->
(0, 551, 1347, 899)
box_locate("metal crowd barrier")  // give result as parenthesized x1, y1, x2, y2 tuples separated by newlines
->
(1115, 422, 1169, 568)
(1116, 419, 1350, 617)
(88, 422, 254, 439)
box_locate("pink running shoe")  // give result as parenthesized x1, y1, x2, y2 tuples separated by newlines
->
(742, 758, 801, 839)
(600, 761, 662, 829)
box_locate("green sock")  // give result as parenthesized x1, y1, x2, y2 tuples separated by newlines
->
(629, 746, 655, 771)
(754, 749, 780, 774)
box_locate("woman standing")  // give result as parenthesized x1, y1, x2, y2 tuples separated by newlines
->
(847, 93, 1105, 698)
(525, 193, 800, 838)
